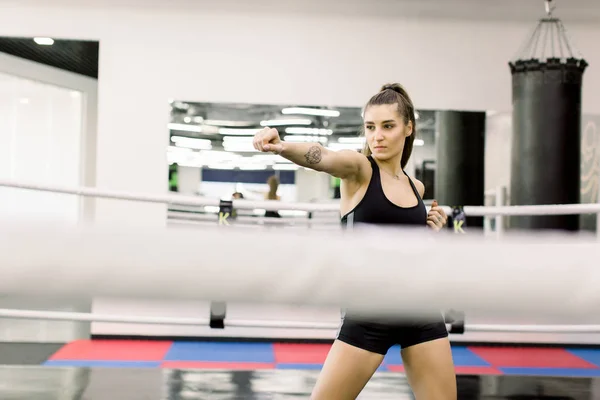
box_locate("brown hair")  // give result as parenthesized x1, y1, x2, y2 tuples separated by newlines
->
(362, 83, 416, 169)
(267, 175, 279, 200)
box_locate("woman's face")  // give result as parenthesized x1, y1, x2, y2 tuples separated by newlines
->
(364, 104, 412, 161)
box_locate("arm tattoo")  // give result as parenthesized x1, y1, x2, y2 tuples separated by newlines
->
(304, 146, 322, 165)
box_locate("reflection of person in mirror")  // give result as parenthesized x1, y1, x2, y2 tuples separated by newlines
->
(230, 191, 248, 218)
(252, 83, 454, 399)
(264, 175, 281, 218)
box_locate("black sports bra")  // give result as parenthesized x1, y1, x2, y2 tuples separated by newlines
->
(341, 156, 427, 227)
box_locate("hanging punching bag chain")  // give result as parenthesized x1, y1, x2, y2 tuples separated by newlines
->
(545, 0, 556, 17)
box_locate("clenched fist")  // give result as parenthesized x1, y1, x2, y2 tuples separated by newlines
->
(427, 200, 447, 232)
(252, 127, 283, 154)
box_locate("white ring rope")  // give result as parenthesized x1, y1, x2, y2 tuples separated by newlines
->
(1, 224, 599, 321)
(0, 179, 337, 212)
(2, 308, 600, 333)
(2, 178, 600, 216)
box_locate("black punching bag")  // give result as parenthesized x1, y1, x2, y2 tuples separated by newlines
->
(435, 111, 486, 228)
(509, 57, 587, 230)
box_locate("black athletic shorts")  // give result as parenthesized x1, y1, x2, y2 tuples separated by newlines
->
(337, 311, 449, 355)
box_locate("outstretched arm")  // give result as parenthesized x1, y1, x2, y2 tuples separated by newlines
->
(253, 128, 368, 180)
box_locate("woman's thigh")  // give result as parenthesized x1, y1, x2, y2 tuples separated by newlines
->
(311, 340, 384, 400)
(401, 337, 457, 400)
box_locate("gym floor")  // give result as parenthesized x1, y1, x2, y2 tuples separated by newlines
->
(2, 339, 600, 399)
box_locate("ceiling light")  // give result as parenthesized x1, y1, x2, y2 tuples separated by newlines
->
(283, 135, 328, 144)
(208, 164, 236, 170)
(172, 102, 190, 110)
(19, 98, 29, 104)
(282, 107, 340, 117)
(218, 128, 261, 136)
(197, 150, 241, 162)
(223, 144, 257, 153)
(222, 136, 254, 144)
(204, 120, 255, 127)
(337, 137, 366, 144)
(285, 127, 333, 135)
(34, 37, 54, 46)
(414, 139, 425, 146)
(167, 145, 193, 152)
(327, 143, 363, 151)
(168, 123, 202, 133)
(238, 165, 267, 170)
(252, 154, 290, 163)
(260, 119, 312, 127)
(272, 164, 299, 171)
(171, 136, 212, 150)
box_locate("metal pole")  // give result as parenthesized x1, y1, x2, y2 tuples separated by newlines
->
(495, 185, 506, 238)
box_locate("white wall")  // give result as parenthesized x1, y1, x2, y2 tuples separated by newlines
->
(176, 165, 201, 195)
(484, 112, 513, 196)
(0, 52, 98, 222)
(0, 53, 98, 342)
(295, 168, 331, 202)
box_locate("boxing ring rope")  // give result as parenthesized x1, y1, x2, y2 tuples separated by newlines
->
(2, 308, 600, 334)
(2, 178, 600, 217)
(2, 178, 600, 336)
(1, 224, 600, 318)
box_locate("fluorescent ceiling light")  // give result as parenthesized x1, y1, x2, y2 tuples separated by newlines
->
(167, 150, 203, 166)
(285, 127, 333, 135)
(414, 139, 425, 146)
(167, 145, 193, 152)
(272, 164, 299, 171)
(260, 119, 312, 127)
(204, 119, 255, 127)
(168, 123, 202, 133)
(251, 154, 290, 163)
(34, 37, 54, 46)
(239, 165, 267, 170)
(176, 161, 204, 168)
(223, 144, 257, 153)
(200, 125, 219, 135)
(172, 102, 190, 110)
(222, 136, 254, 144)
(283, 135, 328, 144)
(337, 137, 366, 144)
(198, 150, 241, 162)
(208, 164, 236, 170)
(171, 136, 212, 150)
(282, 107, 340, 117)
(218, 128, 261, 136)
(327, 143, 363, 151)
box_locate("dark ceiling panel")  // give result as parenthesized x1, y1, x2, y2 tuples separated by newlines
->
(0, 37, 99, 79)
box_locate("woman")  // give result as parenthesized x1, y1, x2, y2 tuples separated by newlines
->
(264, 175, 282, 218)
(253, 83, 455, 399)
